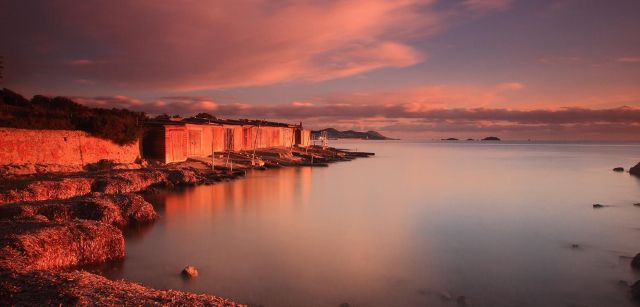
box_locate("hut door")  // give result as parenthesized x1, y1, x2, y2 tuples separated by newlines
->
(188, 129, 202, 156)
(169, 130, 186, 162)
(224, 128, 234, 151)
(243, 127, 251, 149)
(295, 129, 302, 145)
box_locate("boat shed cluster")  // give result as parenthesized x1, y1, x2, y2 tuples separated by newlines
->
(142, 118, 311, 163)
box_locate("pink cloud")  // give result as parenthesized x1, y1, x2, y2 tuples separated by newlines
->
(496, 82, 525, 91)
(68, 83, 640, 140)
(2, 0, 446, 91)
(72, 95, 143, 109)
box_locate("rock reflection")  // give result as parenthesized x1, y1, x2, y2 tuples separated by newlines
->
(158, 167, 313, 223)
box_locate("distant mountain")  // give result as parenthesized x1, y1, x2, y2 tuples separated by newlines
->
(311, 128, 395, 140)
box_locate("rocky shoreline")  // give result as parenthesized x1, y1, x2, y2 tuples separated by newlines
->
(0, 145, 371, 305)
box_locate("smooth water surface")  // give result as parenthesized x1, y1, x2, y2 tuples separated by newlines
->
(100, 141, 640, 307)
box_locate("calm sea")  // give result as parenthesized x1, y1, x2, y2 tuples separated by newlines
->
(98, 141, 640, 307)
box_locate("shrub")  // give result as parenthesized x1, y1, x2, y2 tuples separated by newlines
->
(0, 88, 146, 145)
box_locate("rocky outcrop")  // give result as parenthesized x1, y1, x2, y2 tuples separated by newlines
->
(0, 193, 158, 228)
(0, 177, 94, 205)
(0, 219, 124, 272)
(631, 162, 640, 177)
(0, 270, 242, 306)
(0, 169, 212, 205)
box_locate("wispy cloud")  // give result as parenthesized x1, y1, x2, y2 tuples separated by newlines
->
(617, 57, 640, 63)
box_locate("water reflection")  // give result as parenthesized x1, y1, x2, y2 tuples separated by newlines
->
(156, 167, 312, 222)
(100, 142, 640, 307)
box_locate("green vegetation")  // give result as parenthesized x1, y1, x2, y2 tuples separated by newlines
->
(0, 88, 146, 145)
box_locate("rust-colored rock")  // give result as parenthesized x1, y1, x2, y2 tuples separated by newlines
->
(182, 266, 199, 279)
(0, 177, 94, 205)
(0, 219, 124, 272)
(91, 170, 168, 194)
(0, 267, 243, 306)
(0, 193, 158, 228)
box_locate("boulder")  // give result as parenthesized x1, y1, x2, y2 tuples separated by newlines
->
(593, 204, 605, 209)
(181, 266, 199, 279)
(613, 167, 624, 172)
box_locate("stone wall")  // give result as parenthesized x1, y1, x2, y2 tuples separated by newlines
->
(0, 128, 140, 166)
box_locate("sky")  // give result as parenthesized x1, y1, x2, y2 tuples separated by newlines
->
(1, 0, 639, 140)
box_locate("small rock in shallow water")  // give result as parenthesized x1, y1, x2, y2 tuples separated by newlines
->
(593, 204, 605, 209)
(631, 254, 640, 270)
(571, 244, 581, 249)
(613, 167, 624, 172)
(181, 266, 198, 278)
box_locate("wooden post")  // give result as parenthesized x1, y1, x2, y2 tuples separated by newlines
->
(252, 125, 260, 165)
(211, 128, 216, 172)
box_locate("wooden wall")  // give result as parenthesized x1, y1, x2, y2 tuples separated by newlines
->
(143, 123, 312, 163)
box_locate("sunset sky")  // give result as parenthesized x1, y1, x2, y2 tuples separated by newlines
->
(1, 0, 639, 140)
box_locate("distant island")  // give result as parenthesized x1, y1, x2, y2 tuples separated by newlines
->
(440, 137, 501, 141)
(311, 128, 396, 140)
(481, 136, 501, 141)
